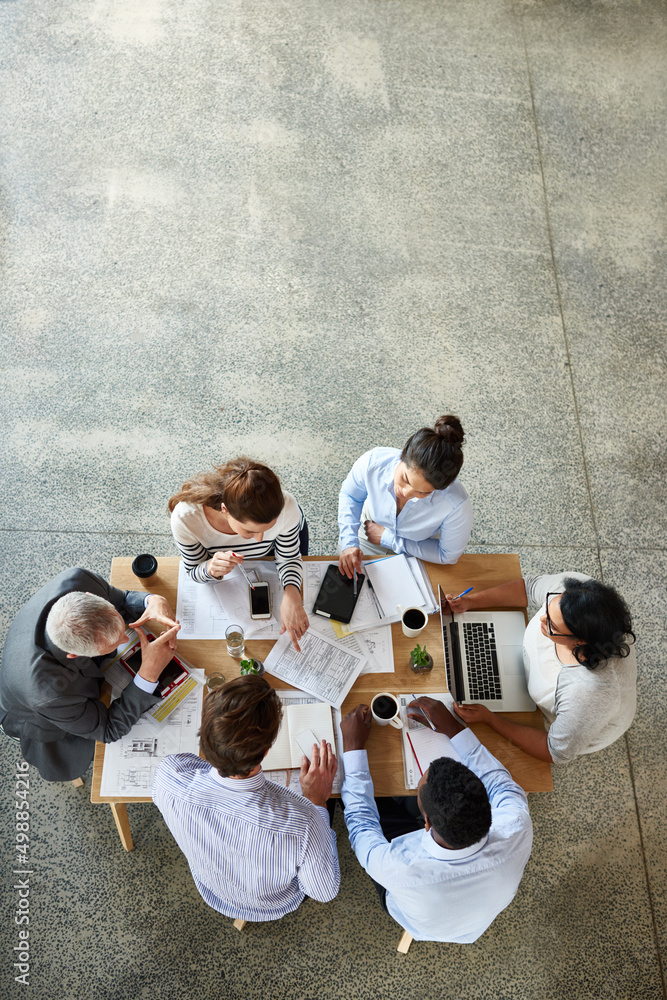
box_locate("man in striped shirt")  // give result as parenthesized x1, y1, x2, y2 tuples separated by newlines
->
(152, 676, 340, 921)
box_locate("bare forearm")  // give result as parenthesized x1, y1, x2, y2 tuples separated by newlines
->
(483, 715, 552, 763)
(468, 578, 528, 610)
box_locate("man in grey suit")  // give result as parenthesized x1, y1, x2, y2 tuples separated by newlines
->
(0, 567, 180, 782)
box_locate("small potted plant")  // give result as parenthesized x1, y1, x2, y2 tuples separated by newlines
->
(409, 643, 433, 674)
(240, 657, 265, 677)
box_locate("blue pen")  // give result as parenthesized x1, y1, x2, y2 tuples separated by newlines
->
(455, 587, 473, 600)
(411, 694, 436, 730)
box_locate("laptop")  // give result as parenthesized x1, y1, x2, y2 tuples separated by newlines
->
(438, 585, 536, 712)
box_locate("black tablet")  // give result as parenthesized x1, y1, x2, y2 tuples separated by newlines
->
(312, 565, 365, 624)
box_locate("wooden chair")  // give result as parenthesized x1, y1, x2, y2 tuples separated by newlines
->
(233, 919, 246, 932)
(397, 930, 413, 953)
(71, 778, 84, 787)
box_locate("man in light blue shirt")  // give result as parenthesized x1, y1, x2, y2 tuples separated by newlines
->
(340, 698, 533, 943)
(153, 676, 340, 922)
(338, 417, 473, 577)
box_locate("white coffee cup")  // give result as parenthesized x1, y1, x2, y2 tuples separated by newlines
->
(371, 692, 403, 729)
(397, 605, 428, 638)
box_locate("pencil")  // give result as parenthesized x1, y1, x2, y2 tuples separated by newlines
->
(406, 732, 423, 776)
(353, 567, 357, 596)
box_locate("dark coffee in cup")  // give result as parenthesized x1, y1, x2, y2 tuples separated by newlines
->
(374, 695, 398, 720)
(403, 609, 426, 630)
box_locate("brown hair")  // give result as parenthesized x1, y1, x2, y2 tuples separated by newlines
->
(199, 675, 282, 777)
(401, 414, 465, 490)
(167, 457, 285, 524)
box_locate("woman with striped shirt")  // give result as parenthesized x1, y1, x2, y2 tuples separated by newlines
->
(168, 458, 309, 650)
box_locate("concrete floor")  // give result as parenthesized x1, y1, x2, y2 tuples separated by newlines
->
(1, 0, 665, 997)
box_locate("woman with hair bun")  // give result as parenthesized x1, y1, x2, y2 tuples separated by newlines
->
(338, 415, 473, 578)
(168, 458, 309, 650)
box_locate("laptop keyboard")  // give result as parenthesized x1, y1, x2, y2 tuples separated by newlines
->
(463, 622, 502, 700)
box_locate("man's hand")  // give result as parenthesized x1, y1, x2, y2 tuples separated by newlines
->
(206, 551, 243, 580)
(339, 547, 363, 580)
(341, 704, 372, 752)
(407, 697, 465, 739)
(136, 624, 181, 684)
(129, 595, 178, 634)
(452, 703, 494, 727)
(364, 520, 384, 545)
(299, 739, 337, 808)
(279, 585, 309, 652)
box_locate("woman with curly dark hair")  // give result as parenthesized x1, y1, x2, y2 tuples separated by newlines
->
(445, 573, 637, 764)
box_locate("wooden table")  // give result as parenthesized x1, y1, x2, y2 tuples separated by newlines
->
(92, 554, 552, 850)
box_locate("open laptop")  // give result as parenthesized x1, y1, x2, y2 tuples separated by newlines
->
(438, 585, 536, 712)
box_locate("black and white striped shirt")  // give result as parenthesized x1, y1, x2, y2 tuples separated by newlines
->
(170, 493, 304, 589)
(152, 754, 339, 920)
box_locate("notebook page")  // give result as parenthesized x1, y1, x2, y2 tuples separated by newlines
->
(262, 720, 293, 771)
(285, 703, 335, 768)
(365, 554, 425, 617)
(408, 729, 462, 774)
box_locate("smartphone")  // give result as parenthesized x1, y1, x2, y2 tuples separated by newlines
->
(295, 729, 319, 757)
(122, 638, 189, 698)
(249, 581, 272, 619)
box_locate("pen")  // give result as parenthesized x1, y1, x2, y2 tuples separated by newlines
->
(411, 694, 436, 731)
(455, 587, 473, 600)
(232, 553, 255, 590)
(353, 568, 357, 596)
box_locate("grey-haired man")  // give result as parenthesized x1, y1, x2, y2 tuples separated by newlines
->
(0, 567, 179, 781)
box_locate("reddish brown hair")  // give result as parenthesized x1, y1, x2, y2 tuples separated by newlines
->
(167, 457, 284, 524)
(199, 675, 282, 777)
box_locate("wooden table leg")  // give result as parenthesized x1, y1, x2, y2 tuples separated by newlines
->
(71, 777, 84, 788)
(109, 803, 133, 851)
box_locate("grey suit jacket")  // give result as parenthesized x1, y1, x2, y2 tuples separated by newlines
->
(0, 567, 161, 781)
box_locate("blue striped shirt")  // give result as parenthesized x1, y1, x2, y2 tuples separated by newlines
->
(170, 492, 304, 589)
(152, 754, 340, 921)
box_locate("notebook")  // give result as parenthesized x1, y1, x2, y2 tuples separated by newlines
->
(262, 702, 335, 770)
(438, 585, 536, 713)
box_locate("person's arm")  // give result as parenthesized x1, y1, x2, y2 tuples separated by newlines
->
(296, 739, 340, 902)
(452, 703, 553, 762)
(338, 452, 373, 551)
(170, 513, 218, 583)
(444, 578, 528, 615)
(379, 494, 474, 564)
(338, 705, 399, 886)
(273, 501, 304, 591)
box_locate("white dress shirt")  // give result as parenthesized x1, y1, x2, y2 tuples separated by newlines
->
(341, 729, 533, 942)
(152, 754, 339, 921)
(338, 447, 472, 564)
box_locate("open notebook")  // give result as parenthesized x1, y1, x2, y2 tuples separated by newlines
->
(263, 702, 335, 771)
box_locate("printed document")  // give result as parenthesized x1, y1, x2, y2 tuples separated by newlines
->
(263, 628, 366, 708)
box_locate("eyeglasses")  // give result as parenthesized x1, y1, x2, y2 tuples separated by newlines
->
(544, 593, 573, 638)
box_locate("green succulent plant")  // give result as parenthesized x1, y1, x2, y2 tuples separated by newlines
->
(410, 644, 430, 667)
(240, 658, 261, 675)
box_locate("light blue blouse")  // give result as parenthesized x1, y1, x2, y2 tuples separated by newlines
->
(338, 447, 473, 564)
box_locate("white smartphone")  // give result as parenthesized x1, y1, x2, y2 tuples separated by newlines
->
(249, 581, 272, 619)
(295, 729, 319, 758)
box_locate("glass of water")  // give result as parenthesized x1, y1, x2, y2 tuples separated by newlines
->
(225, 624, 245, 658)
(206, 673, 226, 693)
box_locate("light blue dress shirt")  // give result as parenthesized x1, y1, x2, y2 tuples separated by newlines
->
(338, 447, 473, 564)
(341, 729, 533, 942)
(153, 754, 340, 921)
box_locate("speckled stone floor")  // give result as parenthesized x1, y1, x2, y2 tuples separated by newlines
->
(1, 1, 665, 998)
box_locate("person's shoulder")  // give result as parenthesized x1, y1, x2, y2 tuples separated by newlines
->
(263, 780, 322, 822)
(170, 502, 206, 535)
(362, 447, 400, 474)
(441, 478, 470, 504)
(170, 501, 202, 523)
(279, 492, 301, 520)
(156, 753, 208, 782)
